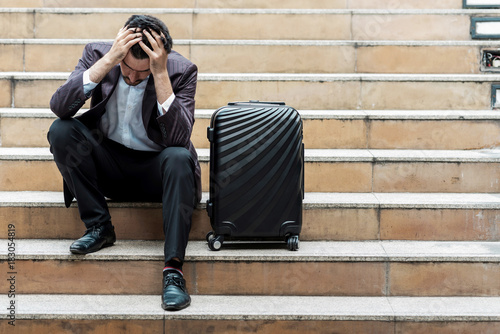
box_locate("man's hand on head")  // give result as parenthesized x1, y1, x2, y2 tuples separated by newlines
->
(106, 26, 143, 66)
(88, 26, 142, 84)
(138, 29, 173, 107)
(139, 29, 169, 77)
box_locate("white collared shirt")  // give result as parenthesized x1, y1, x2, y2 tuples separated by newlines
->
(83, 69, 175, 151)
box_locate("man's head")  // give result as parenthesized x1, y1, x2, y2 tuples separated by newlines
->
(120, 15, 173, 86)
(124, 15, 173, 59)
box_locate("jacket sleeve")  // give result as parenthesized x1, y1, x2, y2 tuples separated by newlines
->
(49, 44, 98, 119)
(156, 62, 198, 147)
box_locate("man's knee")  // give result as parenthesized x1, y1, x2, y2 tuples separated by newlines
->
(48, 118, 104, 147)
(47, 118, 78, 145)
(47, 119, 97, 169)
(159, 147, 194, 173)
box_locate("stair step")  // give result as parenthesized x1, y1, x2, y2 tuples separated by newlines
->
(1, 38, 496, 74)
(2, 1, 498, 331)
(2, 191, 500, 241)
(0, 0, 466, 10)
(0, 72, 497, 109)
(1, 295, 499, 333)
(1, 239, 499, 296)
(2, 108, 500, 150)
(2, 147, 500, 193)
(0, 8, 493, 40)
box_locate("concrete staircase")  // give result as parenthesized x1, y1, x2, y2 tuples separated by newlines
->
(1, 0, 500, 333)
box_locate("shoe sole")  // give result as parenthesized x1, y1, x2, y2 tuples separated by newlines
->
(161, 300, 191, 311)
(69, 241, 115, 255)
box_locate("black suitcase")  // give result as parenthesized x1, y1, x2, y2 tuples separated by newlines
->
(206, 101, 304, 251)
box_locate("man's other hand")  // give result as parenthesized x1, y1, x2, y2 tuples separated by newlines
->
(139, 29, 169, 77)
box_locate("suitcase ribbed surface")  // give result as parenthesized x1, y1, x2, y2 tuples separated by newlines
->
(209, 105, 303, 238)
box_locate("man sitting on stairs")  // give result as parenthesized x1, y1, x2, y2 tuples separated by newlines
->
(47, 14, 201, 311)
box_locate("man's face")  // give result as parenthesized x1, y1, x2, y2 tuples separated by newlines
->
(120, 52, 151, 86)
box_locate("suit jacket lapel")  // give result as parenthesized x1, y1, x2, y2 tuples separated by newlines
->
(102, 66, 121, 101)
(142, 75, 163, 145)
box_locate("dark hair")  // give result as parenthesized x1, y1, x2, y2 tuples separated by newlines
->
(124, 15, 173, 59)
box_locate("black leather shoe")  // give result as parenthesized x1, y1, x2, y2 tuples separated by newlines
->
(70, 222, 116, 255)
(162, 272, 191, 311)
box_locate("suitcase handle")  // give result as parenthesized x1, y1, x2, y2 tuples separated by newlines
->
(228, 100, 286, 106)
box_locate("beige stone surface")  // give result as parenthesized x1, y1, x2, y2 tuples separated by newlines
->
(361, 81, 491, 110)
(0, 206, 83, 238)
(200, 161, 209, 192)
(0, 117, 53, 147)
(191, 44, 355, 73)
(0, 0, 42, 6)
(304, 119, 367, 149)
(369, 120, 500, 150)
(390, 262, 500, 296)
(41, 0, 195, 7)
(0, 319, 395, 334)
(302, 208, 379, 240)
(380, 209, 500, 241)
(373, 162, 500, 193)
(25, 44, 84, 72)
(34, 13, 193, 39)
(352, 15, 470, 40)
(194, 261, 386, 295)
(0, 80, 11, 107)
(0, 12, 34, 38)
(0, 0, 346, 8)
(193, 13, 352, 40)
(13, 79, 64, 108)
(191, 117, 210, 149)
(305, 162, 372, 192)
(0, 161, 61, 191)
(348, 0, 462, 9)
(396, 322, 500, 334)
(357, 46, 479, 74)
(197, 81, 361, 110)
(0, 44, 24, 72)
(15, 259, 385, 295)
(16, 260, 163, 294)
(0, 320, 165, 334)
(196, 0, 347, 8)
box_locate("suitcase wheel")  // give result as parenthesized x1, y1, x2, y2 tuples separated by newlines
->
(286, 235, 300, 251)
(206, 231, 224, 251)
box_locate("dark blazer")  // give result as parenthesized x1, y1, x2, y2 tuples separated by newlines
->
(50, 42, 202, 205)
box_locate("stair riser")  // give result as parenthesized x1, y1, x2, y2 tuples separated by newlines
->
(5, 116, 500, 150)
(2, 206, 499, 241)
(10, 259, 500, 296)
(0, 0, 463, 9)
(2, 160, 499, 193)
(0, 206, 378, 241)
(390, 262, 500, 296)
(0, 12, 472, 40)
(0, 320, 166, 334)
(1, 320, 499, 334)
(380, 209, 500, 241)
(0, 43, 482, 74)
(0, 79, 492, 110)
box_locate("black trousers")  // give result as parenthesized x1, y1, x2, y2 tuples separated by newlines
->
(47, 118, 197, 264)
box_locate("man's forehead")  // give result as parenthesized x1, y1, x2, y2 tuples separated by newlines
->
(122, 55, 150, 72)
